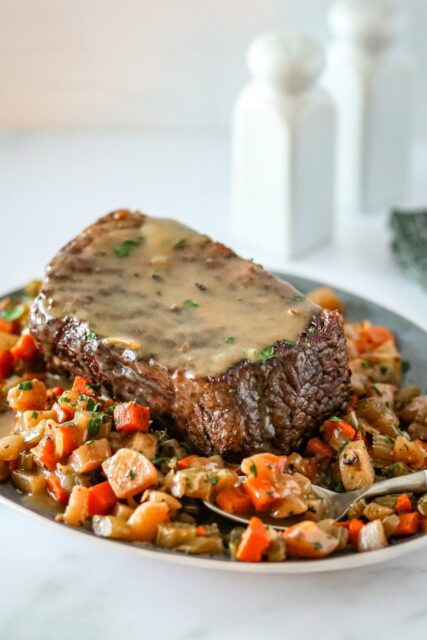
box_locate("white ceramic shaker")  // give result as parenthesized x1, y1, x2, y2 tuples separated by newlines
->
(231, 33, 335, 261)
(323, 0, 413, 215)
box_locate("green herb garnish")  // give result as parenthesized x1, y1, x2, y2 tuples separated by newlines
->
(128, 469, 136, 481)
(113, 238, 141, 258)
(379, 364, 389, 374)
(94, 251, 106, 257)
(173, 238, 187, 250)
(313, 542, 323, 551)
(371, 385, 383, 396)
(291, 294, 305, 303)
(85, 440, 95, 445)
(86, 328, 97, 342)
(329, 416, 341, 422)
(86, 398, 95, 411)
(255, 346, 275, 363)
(2, 304, 26, 322)
(361, 361, 373, 369)
(31, 411, 39, 419)
(207, 475, 219, 486)
(88, 413, 104, 437)
(249, 462, 257, 477)
(267, 491, 275, 498)
(402, 360, 411, 374)
(182, 299, 198, 309)
(18, 381, 33, 391)
(155, 291, 162, 297)
(225, 336, 236, 344)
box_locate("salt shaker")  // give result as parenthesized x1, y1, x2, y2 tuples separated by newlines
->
(323, 0, 413, 215)
(231, 33, 335, 261)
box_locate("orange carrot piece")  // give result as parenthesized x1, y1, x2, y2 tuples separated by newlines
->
(177, 455, 202, 470)
(242, 477, 280, 511)
(215, 486, 252, 514)
(114, 402, 150, 432)
(0, 349, 14, 378)
(348, 518, 365, 548)
(88, 481, 117, 516)
(322, 420, 355, 444)
(395, 493, 412, 514)
(33, 437, 59, 471)
(72, 376, 97, 397)
(393, 512, 421, 536)
(236, 516, 270, 562)
(305, 437, 335, 459)
(54, 425, 77, 458)
(46, 474, 70, 504)
(356, 326, 394, 353)
(0, 317, 18, 334)
(196, 525, 207, 536)
(11, 334, 37, 362)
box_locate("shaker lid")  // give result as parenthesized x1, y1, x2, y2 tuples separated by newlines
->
(247, 33, 324, 93)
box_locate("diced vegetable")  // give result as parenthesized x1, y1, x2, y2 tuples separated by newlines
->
(88, 481, 117, 516)
(356, 398, 400, 437)
(363, 502, 393, 521)
(11, 333, 37, 362)
(7, 379, 47, 411)
(61, 485, 89, 526)
(112, 503, 135, 520)
(11, 469, 46, 494)
(305, 438, 334, 459)
(92, 515, 131, 540)
(46, 473, 70, 504)
(31, 436, 58, 470)
(242, 477, 280, 511)
(54, 425, 77, 458)
(0, 434, 24, 461)
(307, 287, 344, 312)
(393, 435, 426, 469)
(395, 493, 413, 514)
(393, 512, 421, 536)
(236, 517, 271, 562)
(355, 326, 395, 353)
(417, 494, 427, 516)
(382, 514, 400, 538)
(114, 402, 150, 432)
(346, 518, 365, 548)
(72, 376, 98, 397)
(0, 349, 14, 378)
(102, 448, 158, 498)
(156, 522, 198, 548)
(282, 521, 339, 558)
(321, 419, 355, 450)
(128, 501, 170, 542)
(69, 439, 111, 474)
(130, 432, 158, 460)
(170, 468, 239, 501)
(140, 490, 182, 516)
(215, 486, 252, 514)
(339, 440, 375, 491)
(240, 453, 285, 482)
(371, 434, 394, 462)
(358, 520, 388, 552)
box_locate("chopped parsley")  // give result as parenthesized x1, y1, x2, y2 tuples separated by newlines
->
(87, 413, 104, 437)
(329, 416, 341, 422)
(402, 360, 411, 374)
(113, 237, 141, 258)
(249, 462, 258, 477)
(86, 397, 101, 412)
(267, 491, 275, 498)
(155, 290, 162, 297)
(225, 336, 236, 344)
(85, 440, 95, 445)
(207, 475, 219, 486)
(361, 361, 373, 369)
(18, 381, 33, 391)
(128, 469, 136, 481)
(60, 395, 71, 403)
(313, 542, 323, 551)
(86, 328, 97, 342)
(2, 304, 26, 322)
(94, 251, 106, 257)
(31, 411, 39, 419)
(255, 346, 275, 363)
(182, 299, 198, 309)
(371, 385, 383, 396)
(291, 294, 305, 303)
(173, 238, 187, 250)
(379, 364, 389, 375)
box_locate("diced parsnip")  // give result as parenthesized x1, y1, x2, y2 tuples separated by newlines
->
(303, 498, 328, 522)
(127, 502, 170, 542)
(400, 395, 427, 424)
(347, 499, 367, 519)
(363, 502, 394, 521)
(383, 514, 400, 538)
(357, 519, 388, 552)
(69, 439, 111, 474)
(17, 409, 56, 430)
(307, 287, 344, 312)
(130, 432, 158, 460)
(140, 490, 182, 516)
(317, 519, 349, 549)
(61, 485, 89, 527)
(270, 494, 308, 519)
(92, 515, 131, 540)
(0, 434, 24, 461)
(11, 470, 46, 494)
(102, 448, 158, 498)
(7, 379, 47, 411)
(0, 331, 19, 350)
(393, 435, 426, 469)
(170, 468, 239, 501)
(339, 441, 375, 491)
(240, 453, 284, 482)
(0, 460, 10, 482)
(282, 521, 339, 558)
(112, 503, 135, 520)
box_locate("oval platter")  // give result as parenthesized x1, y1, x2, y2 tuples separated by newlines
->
(0, 273, 426, 573)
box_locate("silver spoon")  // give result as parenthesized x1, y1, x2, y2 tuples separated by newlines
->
(204, 470, 427, 530)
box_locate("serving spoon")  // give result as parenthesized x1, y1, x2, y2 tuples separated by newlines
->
(204, 470, 427, 531)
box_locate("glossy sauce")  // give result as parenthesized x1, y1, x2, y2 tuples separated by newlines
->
(39, 215, 317, 377)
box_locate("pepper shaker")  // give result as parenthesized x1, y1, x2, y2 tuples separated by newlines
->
(323, 0, 414, 215)
(231, 33, 335, 261)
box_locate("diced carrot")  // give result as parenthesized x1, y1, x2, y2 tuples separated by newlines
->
(413, 439, 427, 455)
(46, 473, 70, 504)
(215, 486, 252, 514)
(11, 334, 37, 362)
(355, 326, 395, 353)
(348, 518, 365, 548)
(393, 512, 421, 536)
(177, 455, 201, 470)
(348, 395, 358, 411)
(322, 420, 355, 444)
(54, 425, 77, 458)
(72, 376, 97, 397)
(236, 516, 270, 562)
(128, 502, 170, 542)
(242, 477, 280, 511)
(304, 457, 318, 482)
(114, 402, 150, 432)
(395, 493, 412, 514)
(88, 481, 117, 516)
(304, 437, 335, 459)
(0, 349, 14, 378)
(282, 521, 339, 558)
(32, 437, 59, 471)
(47, 386, 64, 402)
(196, 525, 207, 536)
(0, 318, 18, 334)
(53, 402, 74, 424)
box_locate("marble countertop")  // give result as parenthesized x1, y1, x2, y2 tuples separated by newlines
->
(0, 130, 426, 639)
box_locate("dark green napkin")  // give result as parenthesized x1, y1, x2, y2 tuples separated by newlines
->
(391, 209, 427, 291)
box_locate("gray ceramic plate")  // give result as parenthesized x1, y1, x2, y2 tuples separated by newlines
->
(1, 274, 426, 573)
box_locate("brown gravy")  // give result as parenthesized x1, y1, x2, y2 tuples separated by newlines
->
(40, 215, 317, 377)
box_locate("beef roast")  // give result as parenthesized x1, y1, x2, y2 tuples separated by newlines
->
(30, 210, 351, 458)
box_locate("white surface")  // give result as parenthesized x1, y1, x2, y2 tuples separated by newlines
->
(0, 129, 427, 639)
(0, 0, 426, 138)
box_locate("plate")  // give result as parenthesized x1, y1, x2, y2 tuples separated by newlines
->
(1, 274, 426, 573)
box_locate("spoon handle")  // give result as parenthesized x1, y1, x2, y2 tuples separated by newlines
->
(359, 470, 427, 502)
